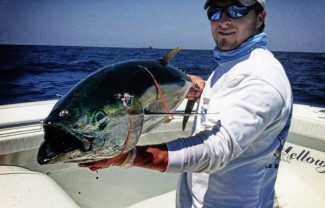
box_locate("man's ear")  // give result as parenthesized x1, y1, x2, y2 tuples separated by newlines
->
(257, 11, 266, 28)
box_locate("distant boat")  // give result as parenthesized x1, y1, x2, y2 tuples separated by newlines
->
(148, 44, 153, 49)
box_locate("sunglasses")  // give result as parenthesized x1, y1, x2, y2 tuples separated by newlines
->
(207, 4, 253, 21)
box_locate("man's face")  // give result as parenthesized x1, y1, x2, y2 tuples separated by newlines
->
(209, 1, 265, 51)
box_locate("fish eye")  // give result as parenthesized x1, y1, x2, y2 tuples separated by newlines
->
(58, 109, 71, 118)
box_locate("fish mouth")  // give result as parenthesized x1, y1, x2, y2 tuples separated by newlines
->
(37, 125, 85, 165)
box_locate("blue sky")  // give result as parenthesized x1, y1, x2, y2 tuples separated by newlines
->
(1, 0, 324, 52)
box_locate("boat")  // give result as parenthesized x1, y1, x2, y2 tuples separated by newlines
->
(0, 100, 324, 207)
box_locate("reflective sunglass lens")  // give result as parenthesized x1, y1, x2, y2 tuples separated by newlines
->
(207, 5, 251, 21)
(227, 5, 250, 18)
(207, 8, 222, 21)
(210, 12, 222, 21)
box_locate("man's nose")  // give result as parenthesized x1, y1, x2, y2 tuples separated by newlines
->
(218, 11, 231, 27)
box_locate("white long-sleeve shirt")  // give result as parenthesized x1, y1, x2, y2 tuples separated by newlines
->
(166, 48, 293, 208)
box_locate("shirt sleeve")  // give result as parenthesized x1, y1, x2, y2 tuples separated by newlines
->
(165, 75, 284, 173)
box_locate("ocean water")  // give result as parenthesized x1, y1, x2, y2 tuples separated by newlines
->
(0, 44, 324, 107)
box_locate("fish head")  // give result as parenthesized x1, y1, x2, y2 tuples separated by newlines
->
(37, 68, 144, 164)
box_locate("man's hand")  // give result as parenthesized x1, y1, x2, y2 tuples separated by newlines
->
(186, 75, 205, 101)
(78, 151, 129, 171)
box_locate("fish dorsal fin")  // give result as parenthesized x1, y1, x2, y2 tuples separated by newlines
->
(159, 46, 183, 65)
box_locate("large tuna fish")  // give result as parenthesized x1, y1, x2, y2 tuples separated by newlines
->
(37, 47, 192, 164)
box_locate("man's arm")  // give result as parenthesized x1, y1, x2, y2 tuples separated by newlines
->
(79, 144, 169, 172)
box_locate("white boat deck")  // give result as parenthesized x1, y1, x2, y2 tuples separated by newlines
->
(0, 100, 324, 207)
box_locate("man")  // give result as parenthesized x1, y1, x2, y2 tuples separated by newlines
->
(80, 0, 293, 207)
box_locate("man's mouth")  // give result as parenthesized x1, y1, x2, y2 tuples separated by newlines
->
(218, 31, 236, 36)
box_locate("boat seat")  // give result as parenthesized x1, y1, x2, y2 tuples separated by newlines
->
(0, 166, 80, 208)
(275, 143, 325, 208)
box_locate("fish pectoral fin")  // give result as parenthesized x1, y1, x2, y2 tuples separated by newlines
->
(159, 46, 183, 65)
